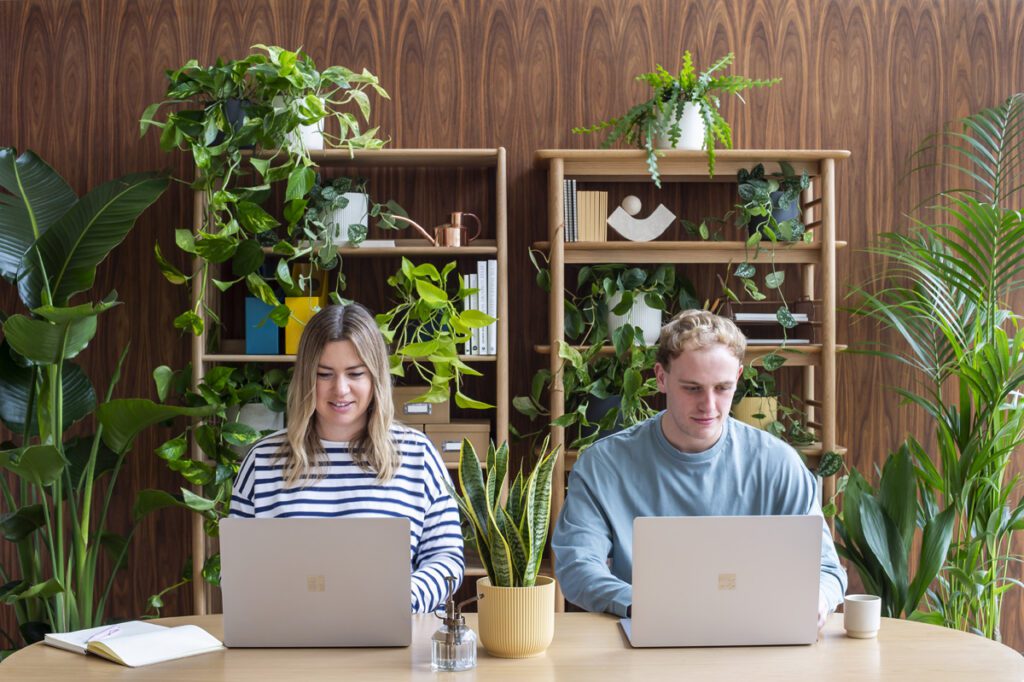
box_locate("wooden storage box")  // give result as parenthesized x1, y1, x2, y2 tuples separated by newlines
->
(393, 386, 450, 424)
(426, 420, 490, 464)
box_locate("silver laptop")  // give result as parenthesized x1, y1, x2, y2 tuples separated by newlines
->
(621, 515, 821, 647)
(219, 517, 412, 647)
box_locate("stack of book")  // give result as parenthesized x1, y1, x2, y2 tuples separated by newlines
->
(562, 180, 608, 242)
(733, 310, 811, 345)
(463, 259, 497, 355)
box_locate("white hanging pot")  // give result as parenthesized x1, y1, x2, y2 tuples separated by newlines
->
(606, 291, 662, 345)
(656, 101, 705, 150)
(327, 192, 370, 246)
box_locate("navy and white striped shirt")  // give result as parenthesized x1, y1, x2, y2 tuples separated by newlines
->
(229, 425, 464, 613)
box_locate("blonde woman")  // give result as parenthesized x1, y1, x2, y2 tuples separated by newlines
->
(230, 303, 464, 613)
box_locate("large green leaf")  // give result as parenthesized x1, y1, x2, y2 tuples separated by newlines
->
(878, 447, 916, 555)
(2, 313, 97, 364)
(0, 504, 46, 542)
(0, 343, 95, 434)
(0, 445, 66, 486)
(858, 495, 902, 595)
(18, 172, 168, 309)
(64, 434, 118, 491)
(0, 148, 77, 284)
(96, 399, 218, 453)
(457, 439, 490, 548)
(906, 506, 956, 613)
(133, 489, 184, 521)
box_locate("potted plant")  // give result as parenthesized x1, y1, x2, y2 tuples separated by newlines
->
(834, 442, 955, 619)
(0, 148, 214, 646)
(302, 175, 407, 249)
(447, 439, 560, 658)
(734, 162, 810, 240)
(147, 362, 290, 593)
(848, 93, 1024, 640)
(572, 51, 781, 185)
(375, 258, 494, 408)
(140, 44, 391, 337)
(731, 366, 779, 430)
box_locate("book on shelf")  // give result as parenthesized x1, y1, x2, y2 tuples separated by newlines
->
(44, 621, 224, 667)
(735, 312, 809, 323)
(576, 190, 608, 241)
(491, 262, 498, 352)
(477, 260, 488, 355)
(354, 238, 397, 248)
(563, 179, 571, 242)
(465, 272, 478, 354)
(563, 178, 579, 242)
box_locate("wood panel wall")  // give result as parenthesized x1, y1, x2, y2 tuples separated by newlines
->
(2, 0, 1024, 650)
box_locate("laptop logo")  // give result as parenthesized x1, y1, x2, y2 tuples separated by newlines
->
(307, 575, 326, 592)
(718, 573, 737, 590)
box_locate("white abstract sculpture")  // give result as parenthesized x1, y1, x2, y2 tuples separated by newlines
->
(606, 195, 676, 241)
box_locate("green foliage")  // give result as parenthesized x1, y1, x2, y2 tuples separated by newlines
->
(847, 92, 1024, 640)
(446, 440, 560, 587)
(375, 258, 494, 409)
(140, 44, 391, 336)
(301, 175, 407, 257)
(734, 162, 810, 241)
(572, 51, 780, 185)
(514, 259, 696, 451)
(147, 363, 290, 591)
(0, 149, 212, 645)
(834, 442, 955, 619)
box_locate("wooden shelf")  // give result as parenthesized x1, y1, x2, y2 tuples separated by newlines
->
(535, 149, 850, 180)
(263, 239, 498, 257)
(532, 343, 846, 367)
(202, 353, 497, 364)
(254, 148, 503, 167)
(189, 147, 510, 616)
(533, 240, 846, 264)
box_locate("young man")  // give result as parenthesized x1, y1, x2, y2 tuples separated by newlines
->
(552, 309, 847, 628)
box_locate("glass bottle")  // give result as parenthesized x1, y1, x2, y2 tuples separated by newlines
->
(431, 576, 482, 672)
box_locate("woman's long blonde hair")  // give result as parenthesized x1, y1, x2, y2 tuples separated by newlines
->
(280, 303, 400, 485)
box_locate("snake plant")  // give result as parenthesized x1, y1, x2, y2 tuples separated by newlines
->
(447, 439, 560, 587)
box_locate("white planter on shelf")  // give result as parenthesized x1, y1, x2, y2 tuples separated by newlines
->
(327, 192, 370, 246)
(606, 291, 662, 346)
(656, 101, 705, 150)
(275, 95, 325, 151)
(226, 402, 285, 456)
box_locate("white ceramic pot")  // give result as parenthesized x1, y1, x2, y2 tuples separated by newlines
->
(656, 101, 705, 150)
(275, 95, 325, 151)
(289, 121, 324, 151)
(327, 192, 370, 245)
(476, 576, 555, 658)
(606, 291, 662, 345)
(227, 402, 285, 456)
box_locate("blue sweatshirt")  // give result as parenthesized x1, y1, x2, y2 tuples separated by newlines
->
(552, 413, 847, 617)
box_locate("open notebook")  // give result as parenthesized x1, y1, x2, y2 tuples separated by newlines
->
(44, 620, 223, 667)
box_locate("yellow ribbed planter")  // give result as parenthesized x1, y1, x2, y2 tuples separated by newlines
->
(476, 576, 555, 658)
(731, 396, 779, 430)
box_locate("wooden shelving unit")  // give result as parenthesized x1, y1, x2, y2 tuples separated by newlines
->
(189, 148, 508, 611)
(535, 149, 849, 609)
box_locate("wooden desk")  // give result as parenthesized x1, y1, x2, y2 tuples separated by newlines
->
(4, 613, 1022, 680)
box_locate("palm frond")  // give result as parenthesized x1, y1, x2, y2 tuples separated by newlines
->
(909, 93, 1024, 207)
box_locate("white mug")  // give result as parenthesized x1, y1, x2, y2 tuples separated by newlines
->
(843, 594, 882, 638)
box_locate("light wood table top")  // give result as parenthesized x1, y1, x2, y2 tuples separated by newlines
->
(4, 612, 1022, 680)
